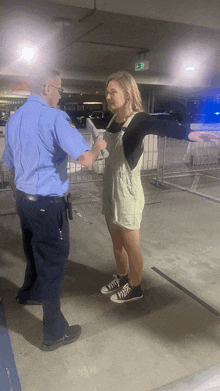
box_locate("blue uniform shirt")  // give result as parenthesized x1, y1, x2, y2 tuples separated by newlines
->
(3, 95, 91, 196)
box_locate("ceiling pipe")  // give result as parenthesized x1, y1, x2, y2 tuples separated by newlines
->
(80, 40, 149, 52)
(57, 22, 103, 53)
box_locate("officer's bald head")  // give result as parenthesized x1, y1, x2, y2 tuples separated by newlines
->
(28, 68, 61, 96)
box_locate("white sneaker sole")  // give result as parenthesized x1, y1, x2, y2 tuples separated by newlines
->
(110, 294, 143, 303)
(101, 286, 121, 295)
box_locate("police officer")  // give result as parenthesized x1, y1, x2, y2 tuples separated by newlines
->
(3, 69, 107, 351)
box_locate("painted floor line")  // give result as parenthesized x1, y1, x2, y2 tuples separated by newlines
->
(0, 299, 22, 391)
(190, 174, 200, 191)
(158, 180, 220, 204)
(151, 267, 220, 316)
(152, 362, 220, 391)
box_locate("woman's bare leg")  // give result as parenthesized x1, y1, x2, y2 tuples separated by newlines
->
(110, 230, 128, 275)
(105, 217, 128, 275)
(121, 228, 143, 286)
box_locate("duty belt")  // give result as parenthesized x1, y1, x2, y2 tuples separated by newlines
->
(16, 190, 64, 203)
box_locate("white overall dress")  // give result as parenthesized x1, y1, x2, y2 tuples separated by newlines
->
(102, 113, 145, 230)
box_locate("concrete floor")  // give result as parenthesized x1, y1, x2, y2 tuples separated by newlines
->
(1, 176, 220, 391)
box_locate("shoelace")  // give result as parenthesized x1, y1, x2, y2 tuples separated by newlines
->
(107, 274, 120, 289)
(117, 283, 131, 299)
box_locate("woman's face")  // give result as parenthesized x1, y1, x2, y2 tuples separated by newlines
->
(106, 80, 127, 112)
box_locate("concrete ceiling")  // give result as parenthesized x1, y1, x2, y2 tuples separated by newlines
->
(0, 0, 220, 105)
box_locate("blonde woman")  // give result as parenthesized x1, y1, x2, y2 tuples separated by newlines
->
(100, 71, 219, 304)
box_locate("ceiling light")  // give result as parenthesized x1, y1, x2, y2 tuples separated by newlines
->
(21, 46, 35, 61)
(183, 62, 197, 77)
(18, 44, 38, 64)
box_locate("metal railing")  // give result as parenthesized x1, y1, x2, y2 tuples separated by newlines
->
(1, 134, 220, 193)
(153, 137, 220, 188)
(67, 133, 160, 184)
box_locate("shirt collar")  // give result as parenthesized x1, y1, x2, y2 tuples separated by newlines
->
(27, 94, 50, 107)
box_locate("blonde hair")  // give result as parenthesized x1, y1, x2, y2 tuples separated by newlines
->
(106, 71, 143, 113)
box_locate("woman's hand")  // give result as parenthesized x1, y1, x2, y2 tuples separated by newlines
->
(188, 131, 220, 143)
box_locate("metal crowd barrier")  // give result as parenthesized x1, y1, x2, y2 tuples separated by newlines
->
(67, 133, 220, 188)
(67, 132, 159, 184)
(1, 132, 220, 192)
(154, 137, 220, 188)
(0, 135, 10, 192)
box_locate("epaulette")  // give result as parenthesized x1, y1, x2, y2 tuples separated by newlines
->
(66, 117, 76, 128)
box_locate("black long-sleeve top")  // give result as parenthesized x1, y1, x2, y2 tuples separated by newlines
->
(106, 112, 191, 170)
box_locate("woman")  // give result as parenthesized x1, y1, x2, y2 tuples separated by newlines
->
(100, 71, 219, 304)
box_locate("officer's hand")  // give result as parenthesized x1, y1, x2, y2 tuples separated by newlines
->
(95, 135, 107, 151)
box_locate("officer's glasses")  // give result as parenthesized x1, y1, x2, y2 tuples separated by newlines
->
(44, 84, 64, 94)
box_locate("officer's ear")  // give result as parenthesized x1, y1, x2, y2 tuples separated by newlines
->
(42, 84, 50, 96)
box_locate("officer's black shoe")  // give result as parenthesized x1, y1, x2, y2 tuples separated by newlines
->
(16, 296, 42, 305)
(16, 296, 28, 305)
(42, 325, 82, 352)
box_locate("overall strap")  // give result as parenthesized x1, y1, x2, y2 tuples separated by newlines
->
(121, 113, 137, 130)
(107, 113, 138, 130)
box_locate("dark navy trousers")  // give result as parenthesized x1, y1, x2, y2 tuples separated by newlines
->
(16, 192, 70, 342)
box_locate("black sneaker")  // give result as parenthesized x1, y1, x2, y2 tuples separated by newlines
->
(42, 325, 82, 351)
(110, 283, 143, 303)
(101, 274, 128, 294)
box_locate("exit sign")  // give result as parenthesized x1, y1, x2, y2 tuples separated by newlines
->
(135, 61, 149, 71)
